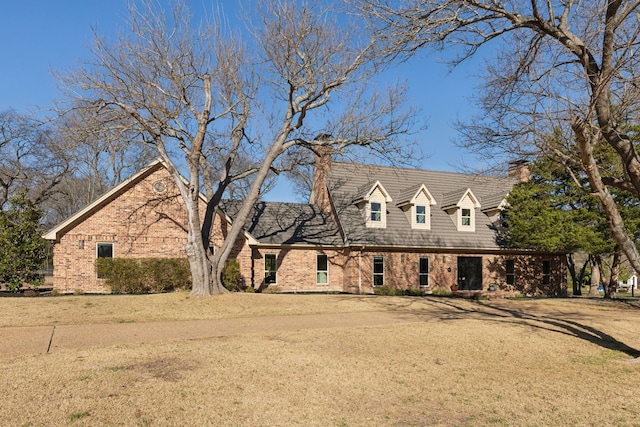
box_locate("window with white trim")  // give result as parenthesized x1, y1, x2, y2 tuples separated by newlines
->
(373, 256, 384, 286)
(416, 205, 426, 224)
(317, 254, 328, 284)
(461, 208, 472, 226)
(97, 242, 113, 259)
(448, 190, 480, 232)
(370, 202, 382, 222)
(96, 242, 113, 279)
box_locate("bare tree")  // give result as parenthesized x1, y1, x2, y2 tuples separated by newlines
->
(357, 0, 640, 275)
(0, 109, 69, 211)
(58, 0, 417, 296)
(40, 103, 158, 226)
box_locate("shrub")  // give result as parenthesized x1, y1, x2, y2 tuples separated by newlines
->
(404, 288, 426, 297)
(431, 289, 452, 297)
(221, 258, 243, 291)
(141, 258, 191, 293)
(96, 258, 191, 294)
(373, 286, 397, 296)
(373, 286, 425, 296)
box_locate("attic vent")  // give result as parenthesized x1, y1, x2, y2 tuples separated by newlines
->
(152, 180, 167, 194)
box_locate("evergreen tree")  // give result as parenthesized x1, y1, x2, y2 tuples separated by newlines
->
(0, 193, 47, 292)
(505, 157, 615, 296)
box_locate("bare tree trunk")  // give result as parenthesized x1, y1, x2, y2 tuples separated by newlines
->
(573, 118, 640, 277)
(566, 253, 585, 296)
(211, 142, 285, 291)
(588, 255, 603, 297)
(604, 251, 620, 300)
(182, 195, 212, 296)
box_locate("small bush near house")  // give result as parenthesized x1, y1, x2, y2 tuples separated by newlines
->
(373, 286, 397, 296)
(142, 258, 191, 293)
(404, 288, 426, 296)
(221, 259, 244, 291)
(373, 286, 425, 296)
(262, 285, 282, 294)
(431, 289, 452, 297)
(96, 258, 191, 294)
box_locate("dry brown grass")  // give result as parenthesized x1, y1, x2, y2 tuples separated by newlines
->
(1, 293, 640, 426)
(0, 292, 384, 327)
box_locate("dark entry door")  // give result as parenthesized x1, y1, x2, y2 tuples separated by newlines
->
(458, 257, 483, 290)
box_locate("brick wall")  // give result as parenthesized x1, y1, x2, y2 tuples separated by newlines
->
(247, 246, 564, 295)
(252, 247, 347, 293)
(51, 166, 252, 293)
(339, 249, 565, 295)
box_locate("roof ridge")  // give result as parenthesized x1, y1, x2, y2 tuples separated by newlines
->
(330, 160, 499, 178)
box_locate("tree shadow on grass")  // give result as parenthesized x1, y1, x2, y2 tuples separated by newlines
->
(430, 297, 640, 359)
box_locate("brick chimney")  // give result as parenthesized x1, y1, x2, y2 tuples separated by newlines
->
(310, 135, 333, 213)
(508, 160, 530, 182)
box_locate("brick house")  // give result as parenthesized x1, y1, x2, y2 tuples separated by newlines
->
(43, 160, 253, 293)
(44, 154, 566, 295)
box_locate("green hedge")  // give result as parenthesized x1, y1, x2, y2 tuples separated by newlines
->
(373, 286, 426, 296)
(96, 258, 191, 294)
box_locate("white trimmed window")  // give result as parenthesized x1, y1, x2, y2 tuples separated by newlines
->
(97, 242, 113, 259)
(317, 254, 328, 284)
(358, 181, 392, 229)
(397, 185, 435, 230)
(455, 201, 477, 232)
(444, 188, 480, 232)
(96, 242, 113, 279)
(265, 253, 277, 284)
(370, 202, 382, 222)
(416, 205, 426, 224)
(461, 208, 472, 226)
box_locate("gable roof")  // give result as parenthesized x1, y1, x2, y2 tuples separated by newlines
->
(43, 159, 261, 245)
(441, 187, 481, 210)
(326, 162, 515, 250)
(353, 180, 393, 204)
(220, 200, 343, 246)
(43, 159, 166, 241)
(396, 183, 436, 207)
(481, 192, 509, 212)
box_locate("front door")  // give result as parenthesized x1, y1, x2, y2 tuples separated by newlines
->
(458, 257, 483, 290)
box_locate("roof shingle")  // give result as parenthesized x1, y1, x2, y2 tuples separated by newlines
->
(326, 162, 514, 250)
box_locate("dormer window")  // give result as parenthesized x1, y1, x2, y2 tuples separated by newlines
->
(416, 205, 426, 224)
(371, 202, 382, 222)
(442, 188, 481, 232)
(461, 208, 471, 226)
(355, 180, 392, 228)
(396, 184, 436, 230)
(481, 192, 509, 225)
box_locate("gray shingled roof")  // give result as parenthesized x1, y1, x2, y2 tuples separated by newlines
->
(481, 192, 508, 212)
(396, 183, 425, 207)
(441, 187, 474, 209)
(219, 200, 343, 246)
(326, 162, 514, 250)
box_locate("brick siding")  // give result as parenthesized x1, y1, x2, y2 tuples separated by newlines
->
(51, 166, 251, 293)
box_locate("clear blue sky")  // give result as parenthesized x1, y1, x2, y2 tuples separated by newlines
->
(0, 0, 488, 201)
